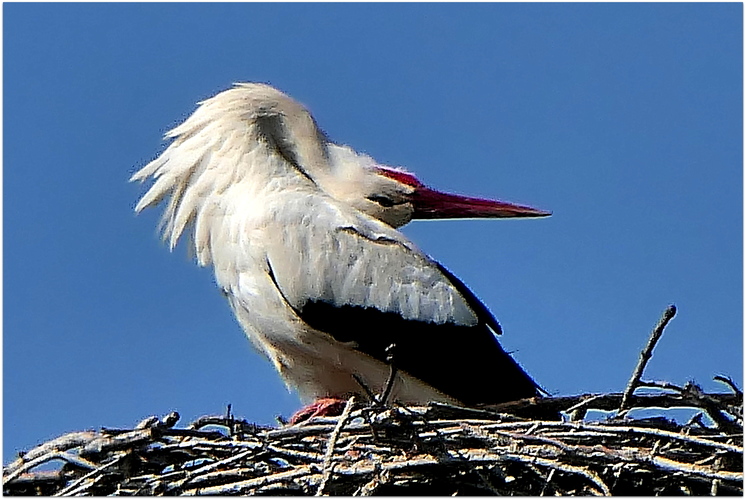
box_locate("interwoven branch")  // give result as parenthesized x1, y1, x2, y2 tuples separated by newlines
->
(3, 391, 742, 496)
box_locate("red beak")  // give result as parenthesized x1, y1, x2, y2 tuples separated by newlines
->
(412, 186, 551, 220)
(376, 166, 551, 220)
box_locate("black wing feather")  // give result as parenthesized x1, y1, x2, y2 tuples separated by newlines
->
(299, 282, 541, 406)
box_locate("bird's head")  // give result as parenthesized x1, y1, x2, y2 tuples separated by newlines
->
(323, 145, 550, 228)
(374, 166, 552, 227)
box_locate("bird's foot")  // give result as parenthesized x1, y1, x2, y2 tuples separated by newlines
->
(288, 398, 348, 425)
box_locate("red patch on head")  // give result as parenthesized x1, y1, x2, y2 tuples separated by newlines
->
(374, 166, 422, 188)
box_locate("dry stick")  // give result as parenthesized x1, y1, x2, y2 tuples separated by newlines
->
(315, 396, 356, 495)
(619, 305, 677, 414)
(157, 437, 262, 453)
(183, 466, 316, 495)
(4, 431, 97, 478)
(265, 444, 325, 463)
(3, 452, 98, 484)
(82, 429, 153, 455)
(539, 468, 555, 496)
(685, 412, 707, 428)
(635, 380, 742, 432)
(379, 343, 398, 405)
(62, 472, 110, 497)
(352, 374, 379, 403)
(265, 423, 341, 440)
(178, 467, 270, 490)
(710, 456, 723, 496)
(563, 394, 607, 418)
(636, 380, 689, 393)
(636, 380, 735, 430)
(187, 414, 260, 431)
(53, 455, 126, 497)
(648, 455, 740, 483)
(172, 449, 257, 491)
(713, 375, 743, 398)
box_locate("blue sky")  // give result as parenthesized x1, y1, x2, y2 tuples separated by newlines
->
(4, 3, 742, 460)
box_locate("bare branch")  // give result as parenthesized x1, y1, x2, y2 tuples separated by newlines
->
(619, 305, 677, 413)
(316, 396, 356, 495)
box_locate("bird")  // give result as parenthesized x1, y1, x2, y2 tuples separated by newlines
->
(131, 83, 551, 419)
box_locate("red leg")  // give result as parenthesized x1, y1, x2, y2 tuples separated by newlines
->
(288, 398, 348, 425)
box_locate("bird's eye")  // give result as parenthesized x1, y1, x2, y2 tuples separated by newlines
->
(366, 195, 396, 208)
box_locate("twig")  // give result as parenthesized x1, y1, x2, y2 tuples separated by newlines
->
(711, 456, 723, 495)
(685, 412, 707, 428)
(648, 454, 740, 482)
(173, 449, 257, 490)
(379, 344, 398, 405)
(53, 454, 125, 496)
(563, 394, 606, 419)
(177, 467, 266, 490)
(634, 380, 739, 431)
(61, 472, 109, 496)
(619, 305, 677, 413)
(539, 468, 555, 496)
(714, 375, 743, 398)
(265, 444, 324, 463)
(81, 428, 154, 456)
(4, 431, 97, 478)
(316, 396, 356, 495)
(182, 466, 315, 495)
(4, 452, 97, 484)
(352, 374, 379, 403)
(636, 380, 688, 393)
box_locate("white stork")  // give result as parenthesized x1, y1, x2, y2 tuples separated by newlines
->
(131, 83, 550, 419)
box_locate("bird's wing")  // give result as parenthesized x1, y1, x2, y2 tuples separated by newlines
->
(260, 194, 541, 405)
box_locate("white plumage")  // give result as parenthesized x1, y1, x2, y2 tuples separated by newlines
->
(132, 83, 549, 409)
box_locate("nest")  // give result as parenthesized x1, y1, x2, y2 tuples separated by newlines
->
(4, 307, 743, 496)
(2, 392, 742, 496)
